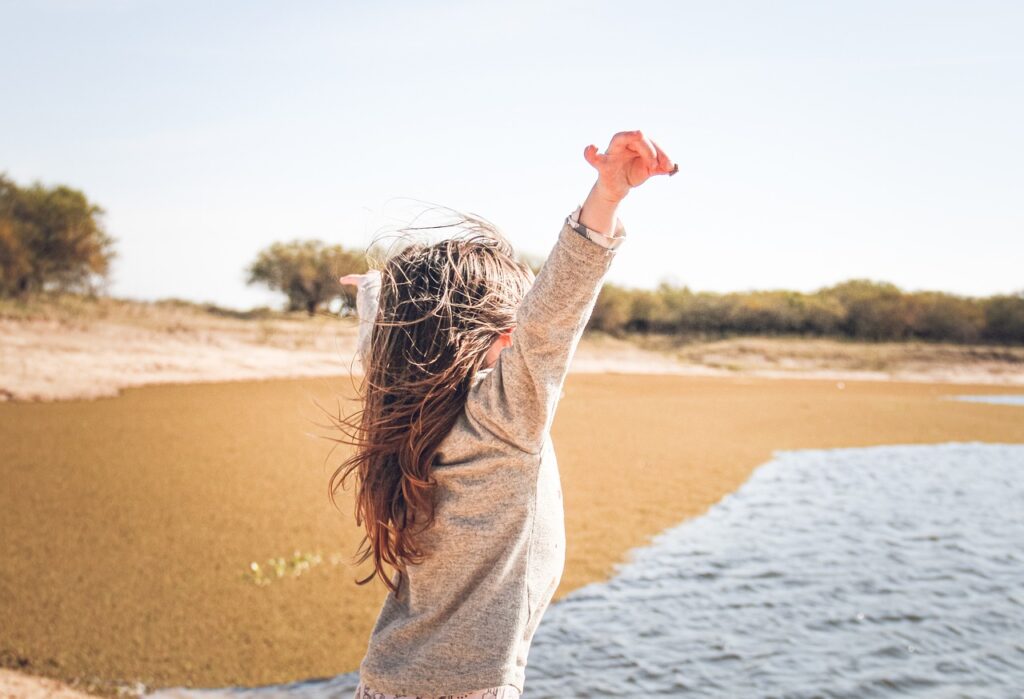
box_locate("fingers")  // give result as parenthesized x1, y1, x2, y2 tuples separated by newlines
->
(607, 131, 661, 171)
(583, 144, 606, 170)
(588, 130, 679, 180)
(650, 138, 678, 176)
(630, 136, 658, 165)
(606, 131, 642, 157)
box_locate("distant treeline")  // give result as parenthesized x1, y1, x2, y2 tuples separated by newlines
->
(5, 174, 1022, 343)
(588, 279, 1024, 344)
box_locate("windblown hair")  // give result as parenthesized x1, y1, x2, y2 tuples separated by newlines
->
(327, 213, 534, 594)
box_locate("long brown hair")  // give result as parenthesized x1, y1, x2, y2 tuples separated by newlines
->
(327, 212, 534, 594)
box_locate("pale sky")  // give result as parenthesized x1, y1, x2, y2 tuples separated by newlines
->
(2, 1, 1022, 309)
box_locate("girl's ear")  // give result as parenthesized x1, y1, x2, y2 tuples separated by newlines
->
(483, 328, 516, 369)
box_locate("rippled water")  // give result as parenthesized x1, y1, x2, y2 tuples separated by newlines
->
(949, 394, 1024, 406)
(149, 442, 1024, 698)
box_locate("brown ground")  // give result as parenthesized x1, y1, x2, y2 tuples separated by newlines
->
(2, 373, 1023, 697)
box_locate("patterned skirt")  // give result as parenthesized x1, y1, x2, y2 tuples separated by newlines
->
(352, 681, 521, 699)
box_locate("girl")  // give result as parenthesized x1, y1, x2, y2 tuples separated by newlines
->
(332, 131, 677, 699)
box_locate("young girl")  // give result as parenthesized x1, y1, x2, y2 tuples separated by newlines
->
(332, 131, 677, 699)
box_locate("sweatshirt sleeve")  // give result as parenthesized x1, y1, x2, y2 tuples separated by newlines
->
(355, 270, 382, 369)
(464, 209, 624, 454)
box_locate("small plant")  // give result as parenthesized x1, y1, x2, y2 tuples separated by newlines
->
(243, 549, 325, 586)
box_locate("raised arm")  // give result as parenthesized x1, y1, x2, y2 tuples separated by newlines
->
(465, 131, 677, 454)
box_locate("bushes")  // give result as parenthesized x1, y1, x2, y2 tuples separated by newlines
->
(983, 295, 1024, 343)
(590, 284, 635, 334)
(905, 292, 985, 343)
(587, 279, 1024, 344)
(822, 279, 909, 340)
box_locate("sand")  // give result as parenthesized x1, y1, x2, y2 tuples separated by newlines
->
(4, 308, 1024, 403)
(2, 373, 1023, 697)
(0, 315, 362, 402)
(0, 669, 104, 699)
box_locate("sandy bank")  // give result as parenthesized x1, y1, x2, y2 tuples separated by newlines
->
(0, 312, 361, 402)
(3, 310, 1024, 402)
(0, 669, 108, 699)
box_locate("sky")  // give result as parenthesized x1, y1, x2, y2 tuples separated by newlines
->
(2, 0, 1022, 309)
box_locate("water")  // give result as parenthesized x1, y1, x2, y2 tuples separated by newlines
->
(949, 394, 1024, 407)
(148, 442, 1024, 699)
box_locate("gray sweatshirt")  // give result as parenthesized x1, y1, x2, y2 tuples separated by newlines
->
(354, 210, 624, 695)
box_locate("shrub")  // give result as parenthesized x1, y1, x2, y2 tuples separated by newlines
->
(0, 174, 115, 297)
(983, 294, 1024, 343)
(247, 239, 367, 315)
(585, 279, 1020, 344)
(905, 292, 984, 343)
(820, 279, 910, 341)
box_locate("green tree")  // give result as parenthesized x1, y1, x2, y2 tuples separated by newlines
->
(822, 279, 911, 341)
(983, 293, 1024, 343)
(0, 174, 115, 297)
(725, 290, 807, 335)
(799, 293, 847, 335)
(683, 291, 734, 334)
(247, 239, 367, 315)
(589, 283, 633, 334)
(905, 291, 984, 343)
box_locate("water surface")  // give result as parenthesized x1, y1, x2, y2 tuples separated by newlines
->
(948, 394, 1024, 406)
(149, 442, 1024, 698)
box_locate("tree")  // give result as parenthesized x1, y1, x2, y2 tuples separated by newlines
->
(905, 291, 984, 343)
(589, 283, 633, 334)
(983, 292, 1024, 343)
(0, 174, 115, 297)
(821, 279, 911, 341)
(247, 239, 367, 315)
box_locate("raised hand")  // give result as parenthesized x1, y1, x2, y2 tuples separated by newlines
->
(583, 131, 677, 202)
(339, 273, 371, 287)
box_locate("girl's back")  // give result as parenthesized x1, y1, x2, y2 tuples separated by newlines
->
(358, 214, 619, 696)
(333, 131, 677, 698)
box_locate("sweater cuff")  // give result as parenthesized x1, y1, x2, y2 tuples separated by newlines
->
(566, 206, 627, 251)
